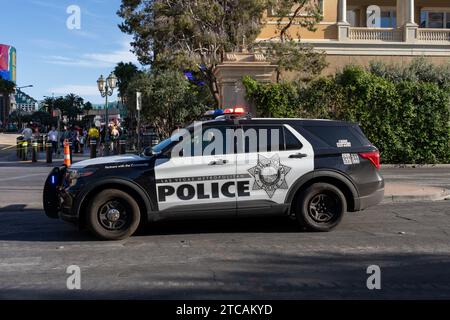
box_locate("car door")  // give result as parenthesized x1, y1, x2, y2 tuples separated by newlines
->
(154, 124, 239, 217)
(235, 124, 315, 214)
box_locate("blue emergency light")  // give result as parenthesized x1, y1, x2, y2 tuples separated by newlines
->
(203, 109, 225, 117)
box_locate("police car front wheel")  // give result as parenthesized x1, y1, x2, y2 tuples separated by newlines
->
(86, 189, 141, 240)
(295, 183, 346, 232)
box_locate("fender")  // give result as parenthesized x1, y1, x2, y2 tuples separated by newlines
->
(284, 169, 360, 210)
(74, 177, 156, 222)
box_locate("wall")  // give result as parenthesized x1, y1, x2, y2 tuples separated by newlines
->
(259, 0, 339, 40)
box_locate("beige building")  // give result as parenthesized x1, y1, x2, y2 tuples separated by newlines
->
(258, 0, 450, 73)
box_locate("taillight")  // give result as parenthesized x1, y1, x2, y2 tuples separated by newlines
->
(359, 151, 380, 170)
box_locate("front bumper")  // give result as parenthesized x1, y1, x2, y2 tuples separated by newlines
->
(43, 166, 82, 224)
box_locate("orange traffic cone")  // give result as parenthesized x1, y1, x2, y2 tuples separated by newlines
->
(64, 139, 71, 167)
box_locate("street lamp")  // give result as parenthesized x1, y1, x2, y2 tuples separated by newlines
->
(97, 72, 117, 156)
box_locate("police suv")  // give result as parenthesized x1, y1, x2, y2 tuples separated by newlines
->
(44, 109, 384, 240)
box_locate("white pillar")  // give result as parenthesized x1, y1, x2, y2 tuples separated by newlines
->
(407, 0, 415, 24)
(337, 0, 350, 41)
(403, 0, 417, 42)
(339, 0, 348, 23)
(396, 0, 404, 27)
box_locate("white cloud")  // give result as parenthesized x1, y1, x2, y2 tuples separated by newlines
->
(49, 85, 100, 96)
(44, 40, 139, 68)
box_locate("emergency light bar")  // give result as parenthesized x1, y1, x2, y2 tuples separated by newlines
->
(203, 107, 246, 118)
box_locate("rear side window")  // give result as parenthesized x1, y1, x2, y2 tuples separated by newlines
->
(303, 125, 369, 148)
(284, 128, 303, 150)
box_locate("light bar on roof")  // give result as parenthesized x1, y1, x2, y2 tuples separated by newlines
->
(203, 107, 246, 117)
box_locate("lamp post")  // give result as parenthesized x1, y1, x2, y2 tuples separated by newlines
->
(97, 72, 117, 156)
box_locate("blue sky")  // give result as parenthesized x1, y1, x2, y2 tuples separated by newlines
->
(1, 0, 141, 103)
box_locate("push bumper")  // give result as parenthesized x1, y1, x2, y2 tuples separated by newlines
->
(43, 166, 80, 224)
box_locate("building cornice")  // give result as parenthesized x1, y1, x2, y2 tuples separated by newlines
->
(256, 38, 450, 56)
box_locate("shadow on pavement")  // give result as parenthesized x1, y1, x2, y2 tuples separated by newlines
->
(141, 217, 301, 236)
(0, 204, 28, 212)
(0, 208, 301, 242)
(0, 251, 449, 299)
(0, 207, 95, 242)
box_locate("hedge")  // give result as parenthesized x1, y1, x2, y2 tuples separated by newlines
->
(243, 61, 450, 164)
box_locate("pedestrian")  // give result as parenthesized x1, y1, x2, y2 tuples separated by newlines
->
(79, 129, 86, 153)
(73, 127, 80, 154)
(22, 124, 33, 143)
(111, 125, 120, 154)
(47, 126, 59, 155)
(99, 125, 107, 156)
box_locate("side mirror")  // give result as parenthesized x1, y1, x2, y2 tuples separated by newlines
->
(144, 147, 160, 157)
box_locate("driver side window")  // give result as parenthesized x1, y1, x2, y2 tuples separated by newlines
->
(170, 125, 237, 158)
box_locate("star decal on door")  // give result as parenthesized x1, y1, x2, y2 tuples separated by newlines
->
(247, 154, 292, 198)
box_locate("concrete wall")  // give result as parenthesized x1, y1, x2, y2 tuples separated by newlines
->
(259, 0, 339, 40)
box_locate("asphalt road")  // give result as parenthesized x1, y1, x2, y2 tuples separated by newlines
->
(0, 164, 449, 299)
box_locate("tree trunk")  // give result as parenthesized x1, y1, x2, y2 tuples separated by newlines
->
(205, 69, 220, 107)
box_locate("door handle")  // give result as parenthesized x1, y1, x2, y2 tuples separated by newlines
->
(289, 153, 308, 159)
(209, 159, 228, 165)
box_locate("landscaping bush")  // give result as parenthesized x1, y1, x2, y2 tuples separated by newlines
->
(243, 76, 298, 118)
(243, 60, 450, 164)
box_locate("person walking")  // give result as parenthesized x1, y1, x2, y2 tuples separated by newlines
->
(79, 128, 87, 153)
(47, 126, 59, 155)
(110, 125, 120, 155)
(22, 124, 33, 143)
(99, 125, 107, 156)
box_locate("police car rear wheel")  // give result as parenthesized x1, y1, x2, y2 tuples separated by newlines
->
(295, 183, 346, 232)
(87, 189, 140, 240)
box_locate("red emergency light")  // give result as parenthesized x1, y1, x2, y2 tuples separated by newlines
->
(223, 107, 245, 115)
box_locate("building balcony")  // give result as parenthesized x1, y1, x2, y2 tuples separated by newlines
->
(348, 27, 403, 42)
(346, 26, 450, 43)
(338, 0, 450, 44)
(417, 28, 450, 42)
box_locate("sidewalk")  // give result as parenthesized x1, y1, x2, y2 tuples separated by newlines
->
(381, 166, 450, 203)
(384, 182, 450, 203)
(0, 133, 20, 146)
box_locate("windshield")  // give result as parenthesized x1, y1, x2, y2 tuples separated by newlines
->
(142, 132, 184, 156)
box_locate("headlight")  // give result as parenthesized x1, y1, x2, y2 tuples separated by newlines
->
(66, 168, 97, 186)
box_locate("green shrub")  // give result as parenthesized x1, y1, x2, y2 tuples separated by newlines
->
(243, 76, 298, 118)
(369, 57, 450, 89)
(243, 61, 450, 164)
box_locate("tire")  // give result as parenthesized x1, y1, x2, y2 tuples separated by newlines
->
(294, 183, 346, 232)
(86, 189, 141, 240)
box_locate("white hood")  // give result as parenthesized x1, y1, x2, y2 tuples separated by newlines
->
(71, 154, 145, 169)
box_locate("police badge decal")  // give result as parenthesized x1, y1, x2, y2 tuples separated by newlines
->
(247, 154, 292, 198)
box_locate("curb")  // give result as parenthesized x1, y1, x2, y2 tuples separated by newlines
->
(383, 189, 450, 203)
(381, 164, 450, 169)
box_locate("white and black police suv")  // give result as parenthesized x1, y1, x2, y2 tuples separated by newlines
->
(44, 108, 384, 240)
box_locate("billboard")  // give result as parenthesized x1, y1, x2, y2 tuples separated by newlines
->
(0, 44, 16, 83)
